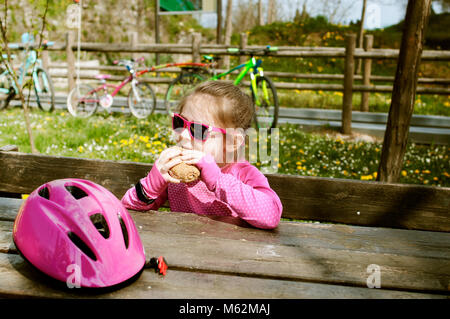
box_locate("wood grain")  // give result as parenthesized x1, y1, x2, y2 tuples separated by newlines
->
(1, 199, 449, 294)
(1, 151, 449, 232)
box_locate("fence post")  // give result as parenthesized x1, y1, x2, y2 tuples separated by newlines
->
(41, 48, 49, 71)
(192, 33, 202, 63)
(342, 33, 356, 134)
(361, 34, 373, 112)
(239, 32, 248, 65)
(65, 31, 76, 93)
(130, 31, 139, 61)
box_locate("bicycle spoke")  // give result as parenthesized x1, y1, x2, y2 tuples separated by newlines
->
(67, 84, 98, 117)
(128, 82, 155, 119)
(252, 76, 279, 129)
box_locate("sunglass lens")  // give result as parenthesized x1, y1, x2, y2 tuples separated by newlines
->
(173, 115, 185, 133)
(190, 123, 208, 141)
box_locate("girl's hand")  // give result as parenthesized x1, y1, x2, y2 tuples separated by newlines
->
(179, 149, 207, 166)
(180, 150, 221, 191)
(155, 147, 184, 183)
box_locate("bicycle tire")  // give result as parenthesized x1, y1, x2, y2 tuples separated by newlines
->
(165, 72, 205, 115)
(0, 72, 14, 110)
(251, 76, 279, 129)
(127, 82, 156, 119)
(67, 83, 98, 118)
(34, 67, 55, 112)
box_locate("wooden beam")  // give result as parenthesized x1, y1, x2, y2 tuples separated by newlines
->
(378, 0, 432, 183)
(0, 151, 448, 232)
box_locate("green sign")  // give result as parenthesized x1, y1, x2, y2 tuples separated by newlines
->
(160, 0, 202, 12)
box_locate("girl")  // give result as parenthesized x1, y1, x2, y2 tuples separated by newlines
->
(121, 81, 282, 229)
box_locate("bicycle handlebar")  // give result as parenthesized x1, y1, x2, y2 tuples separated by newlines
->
(7, 41, 54, 49)
(227, 45, 278, 55)
(113, 57, 145, 66)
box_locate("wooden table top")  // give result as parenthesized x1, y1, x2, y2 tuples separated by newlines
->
(0, 197, 448, 299)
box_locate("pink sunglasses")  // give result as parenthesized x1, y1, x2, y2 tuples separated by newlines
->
(171, 113, 227, 142)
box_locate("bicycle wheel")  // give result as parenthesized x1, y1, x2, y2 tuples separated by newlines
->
(33, 67, 55, 112)
(67, 83, 98, 118)
(0, 73, 14, 110)
(165, 72, 205, 115)
(251, 76, 279, 129)
(127, 82, 156, 119)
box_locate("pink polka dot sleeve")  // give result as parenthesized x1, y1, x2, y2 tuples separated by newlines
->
(212, 164, 283, 229)
(121, 163, 168, 211)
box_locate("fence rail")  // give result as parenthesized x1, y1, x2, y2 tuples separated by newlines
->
(6, 32, 450, 135)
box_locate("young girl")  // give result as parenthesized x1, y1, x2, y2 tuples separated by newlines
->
(121, 81, 282, 229)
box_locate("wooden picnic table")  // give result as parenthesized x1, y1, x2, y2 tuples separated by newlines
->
(0, 148, 449, 298)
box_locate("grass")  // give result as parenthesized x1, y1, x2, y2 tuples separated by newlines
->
(0, 107, 449, 188)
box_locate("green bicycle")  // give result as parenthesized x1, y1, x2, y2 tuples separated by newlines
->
(165, 46, 279, 129)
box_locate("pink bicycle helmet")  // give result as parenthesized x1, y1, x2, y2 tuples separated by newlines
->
(13, 178, 146, 288)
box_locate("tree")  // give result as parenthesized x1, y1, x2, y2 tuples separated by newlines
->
(356, 0, 367, 75)
(377, 0, 432, 183)
(223, 0, 233, 71)
(267, 0, 275, 24)
(258, 0, 264, 26)
(0, 0, 50, 154)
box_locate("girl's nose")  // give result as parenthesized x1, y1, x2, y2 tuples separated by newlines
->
(177, 127, 193, 144)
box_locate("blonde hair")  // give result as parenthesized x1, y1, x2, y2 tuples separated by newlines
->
(178, 81, 254, 130)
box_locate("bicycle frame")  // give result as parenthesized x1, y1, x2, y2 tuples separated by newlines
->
(210, 57, 268, 107)
(0, 45, 48, 95)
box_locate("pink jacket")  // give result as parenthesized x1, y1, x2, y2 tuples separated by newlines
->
(121, 155, 283, 229)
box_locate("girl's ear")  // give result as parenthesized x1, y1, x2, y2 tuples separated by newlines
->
(224, 128, 245, 152)
(233, 131, 245, 151)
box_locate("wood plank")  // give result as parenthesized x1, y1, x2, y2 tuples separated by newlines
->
(1, 204, 449, 293)
(2, 198, 449, 260)
(1, 151, 449, 232)
(0, 254, 444, 299)
(266, 174, 450, 232)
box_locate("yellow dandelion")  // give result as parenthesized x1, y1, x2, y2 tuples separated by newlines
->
(401, 170, 407, 177)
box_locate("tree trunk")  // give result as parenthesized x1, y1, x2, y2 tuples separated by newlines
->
(377, 0, 432, 183)
(356, 0, 367, 74)
(217, 0, 222, 44)
(267, 0, 275, 24)
(258, 0, 264, 26)
(223, 0, 233, 71)
(342, 33, 356, 135)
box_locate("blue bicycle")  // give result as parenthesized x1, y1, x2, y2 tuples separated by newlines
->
(0, 33, 55, 111)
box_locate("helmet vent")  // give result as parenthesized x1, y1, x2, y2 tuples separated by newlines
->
(68, 232, 97, 261)
(65, 185, 88, 200)
(38, 187, 50, 200)
(118, 214, 129, 249)
(90, 213, 110, 239)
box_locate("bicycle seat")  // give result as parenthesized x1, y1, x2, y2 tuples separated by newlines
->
(96, 74, 111, 80)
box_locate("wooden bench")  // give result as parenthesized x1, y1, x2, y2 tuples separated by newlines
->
(0, 147, 449, 298)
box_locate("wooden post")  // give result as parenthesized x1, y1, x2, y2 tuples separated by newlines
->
(192, 33, 202, 63)
(155, 0, 160, 65)
(342, 33, 356, 135)
(130, 31, 139, 61)
(41, 49, 49, 71)
(377, 0, 432, 183)
(361, 34, 373, 112)
(217, 0, 222, 44)
(65, 32, 75, 93)
(239, 32, 248, 65)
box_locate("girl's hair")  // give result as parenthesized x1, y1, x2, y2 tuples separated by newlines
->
(178, 81, 254, 130)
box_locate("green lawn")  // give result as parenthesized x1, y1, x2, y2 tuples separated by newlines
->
(0, 107, 448, 187)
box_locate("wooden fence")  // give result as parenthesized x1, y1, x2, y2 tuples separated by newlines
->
(9, 31, 450, 117)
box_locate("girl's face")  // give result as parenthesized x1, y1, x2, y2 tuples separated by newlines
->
(174, 94, 229, 166)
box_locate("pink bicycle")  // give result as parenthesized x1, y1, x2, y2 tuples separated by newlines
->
(67, 58, 156, 118)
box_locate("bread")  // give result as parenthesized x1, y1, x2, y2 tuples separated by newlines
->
(169, 162, 200, 183)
